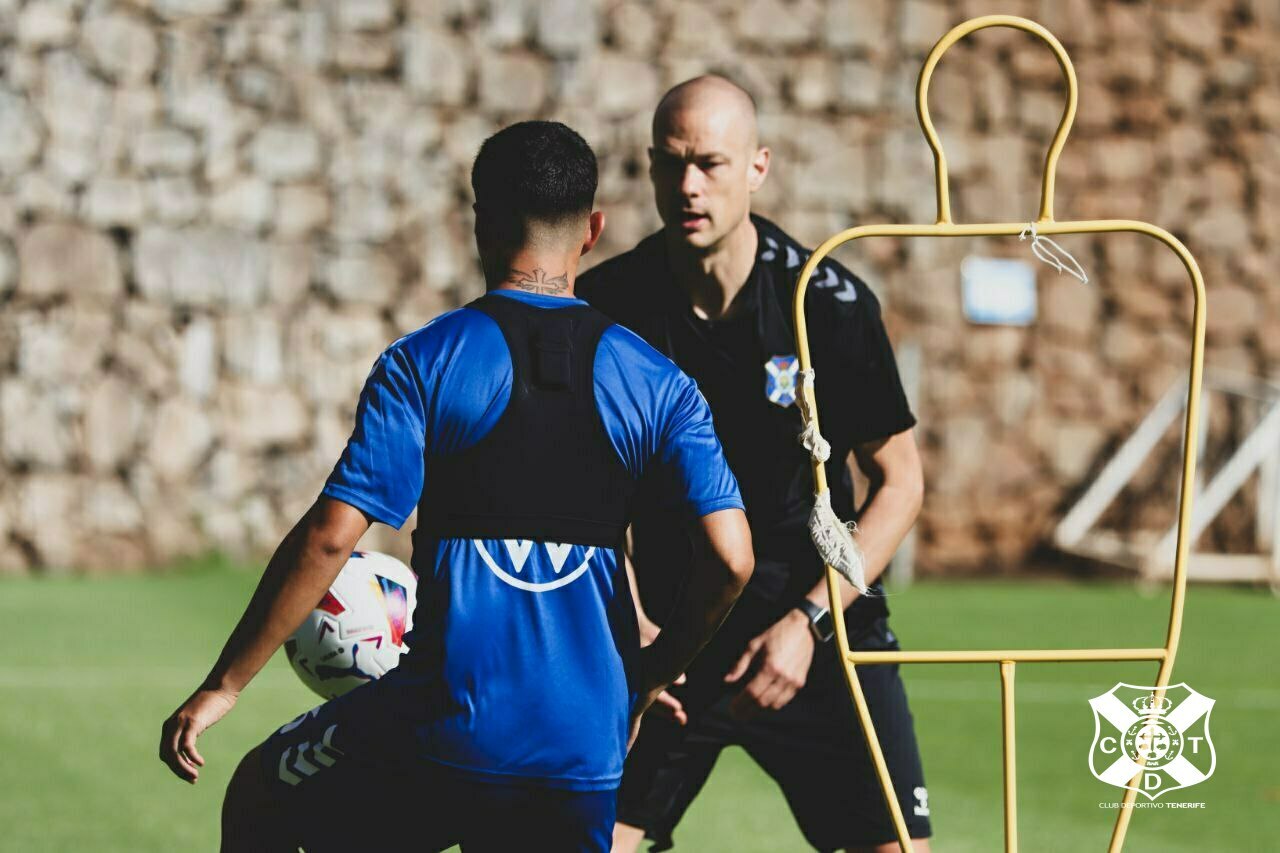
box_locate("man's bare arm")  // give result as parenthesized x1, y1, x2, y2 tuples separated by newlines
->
(802, 427, 923, 613)
(724, 429, 922, 716)
(201, 497, 370, 694)
(159, 497, 370, 782)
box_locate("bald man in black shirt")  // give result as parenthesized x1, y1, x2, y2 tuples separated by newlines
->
(579, 76, 933, 853)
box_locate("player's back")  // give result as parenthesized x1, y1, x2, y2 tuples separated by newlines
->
(321, 288, 741, 791)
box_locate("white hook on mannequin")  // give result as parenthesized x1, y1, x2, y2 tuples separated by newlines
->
(1019, 222, 1089, 284)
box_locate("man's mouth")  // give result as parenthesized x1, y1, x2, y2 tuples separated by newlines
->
(680, 210, 709, 230)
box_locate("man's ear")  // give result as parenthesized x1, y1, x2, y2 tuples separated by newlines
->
(581, 209, 606, 256)
(748, 146, 771, 193)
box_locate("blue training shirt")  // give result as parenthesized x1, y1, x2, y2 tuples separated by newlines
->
(321, 289, 743, 791)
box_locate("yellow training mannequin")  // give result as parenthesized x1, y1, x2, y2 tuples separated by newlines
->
(791, 16, 1207, 853)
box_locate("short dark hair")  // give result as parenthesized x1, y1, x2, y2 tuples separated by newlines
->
(471, 121, 597, 227)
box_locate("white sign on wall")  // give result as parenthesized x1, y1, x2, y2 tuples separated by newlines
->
(960, 256, 1038, 326)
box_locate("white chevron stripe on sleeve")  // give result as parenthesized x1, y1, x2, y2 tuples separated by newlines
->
(312, 724, 343, 766)
(278, 748, 303, 786)
(291, 743, 320, 778)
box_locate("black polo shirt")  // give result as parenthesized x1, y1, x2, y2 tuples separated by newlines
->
(579, 214, 915, 629)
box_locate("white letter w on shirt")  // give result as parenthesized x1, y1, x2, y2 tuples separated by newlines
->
(501, 540, 574, 574)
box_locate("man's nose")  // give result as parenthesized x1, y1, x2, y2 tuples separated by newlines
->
(679, 163, 703, 199)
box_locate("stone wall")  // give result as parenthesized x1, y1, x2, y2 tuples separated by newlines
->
(0, 0, 1276, 575)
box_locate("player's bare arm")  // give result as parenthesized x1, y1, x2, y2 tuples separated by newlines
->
(631, 507, 753, 745)
(158, 497, 369, 783)
(726, 428, 923, 717)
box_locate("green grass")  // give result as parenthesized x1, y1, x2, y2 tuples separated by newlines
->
(1, 563, 1276, 851)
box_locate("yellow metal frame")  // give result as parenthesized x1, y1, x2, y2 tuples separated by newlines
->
(791, 16, 1206, 853)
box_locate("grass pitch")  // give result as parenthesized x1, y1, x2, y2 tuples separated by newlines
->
(1, 558, 1275, 852)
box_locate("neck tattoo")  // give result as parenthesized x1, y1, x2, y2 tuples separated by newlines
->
(508, 267, 569, 295)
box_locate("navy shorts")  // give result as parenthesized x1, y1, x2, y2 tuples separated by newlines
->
(619, 603, 932, 851)
(255, 670, 615, 852)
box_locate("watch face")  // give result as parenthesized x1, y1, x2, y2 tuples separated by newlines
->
(809, 608, 835, 642)
(797, 601, 835, 642)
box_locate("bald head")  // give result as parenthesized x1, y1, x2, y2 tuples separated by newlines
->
(653, 75, 758, 151)
(648, 75, 770, 252)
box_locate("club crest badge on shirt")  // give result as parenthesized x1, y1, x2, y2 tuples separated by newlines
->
(765, 355, 800, 407)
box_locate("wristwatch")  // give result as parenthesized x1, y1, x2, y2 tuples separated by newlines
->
(794, 599, 835, 643)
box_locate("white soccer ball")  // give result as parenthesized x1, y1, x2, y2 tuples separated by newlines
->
(285, 550, 417, 700)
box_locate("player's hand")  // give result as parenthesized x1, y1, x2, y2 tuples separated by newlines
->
(724, 609, 815, 718)
(648, 673, 688, 726)
(159, 686, 238, 784)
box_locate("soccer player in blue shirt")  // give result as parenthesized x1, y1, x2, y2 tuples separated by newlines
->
(158, 121, 754, 852)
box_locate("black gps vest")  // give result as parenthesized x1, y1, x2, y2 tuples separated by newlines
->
(418, 292, 638, 549)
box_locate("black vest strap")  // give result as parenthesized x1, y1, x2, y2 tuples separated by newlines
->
(418, 293, 637, 548)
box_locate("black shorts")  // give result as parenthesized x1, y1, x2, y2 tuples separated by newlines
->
(254, 670, 615, 852)
(619, 604, 931, 851)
